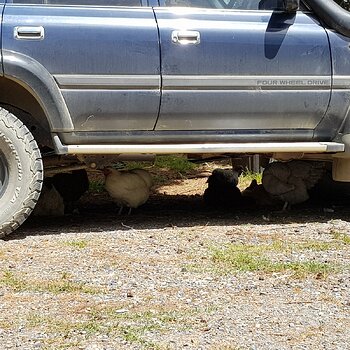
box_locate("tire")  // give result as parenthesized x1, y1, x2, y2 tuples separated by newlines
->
(0, 107, 43, 237)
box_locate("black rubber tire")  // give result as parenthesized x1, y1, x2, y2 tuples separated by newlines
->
(0, 107, 43, 237)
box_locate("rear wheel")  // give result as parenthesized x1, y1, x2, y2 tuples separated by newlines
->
(0, 108, 43, 237)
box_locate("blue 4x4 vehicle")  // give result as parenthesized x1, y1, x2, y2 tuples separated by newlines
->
(1, 0, 350, 235)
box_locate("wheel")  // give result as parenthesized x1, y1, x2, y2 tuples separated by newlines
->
(0, 107, 43, 237)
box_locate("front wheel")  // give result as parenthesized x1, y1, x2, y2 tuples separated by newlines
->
(0, 108, 43, 237)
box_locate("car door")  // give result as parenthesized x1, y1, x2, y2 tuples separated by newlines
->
(0, 1, 4, 75)
(154, 0, 331, 134)
(2, 0, 160, 132)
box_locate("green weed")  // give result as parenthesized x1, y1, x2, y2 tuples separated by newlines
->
(331, 230, 350, 245)
(0, 270, 101, 294)
(210, 242, 339, 277)
(64, 239, 88, 249)
(154, 155, 197, 174)
(241, 170, 262, 183)
(89, 180, 105, 193)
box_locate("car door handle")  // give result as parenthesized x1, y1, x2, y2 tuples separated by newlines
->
(171, 30, 200, 45)
(14, 26, 45, 40)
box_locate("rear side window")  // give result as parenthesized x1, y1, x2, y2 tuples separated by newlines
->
(163, 0, 286, 10)
(12, 0, 141, 5)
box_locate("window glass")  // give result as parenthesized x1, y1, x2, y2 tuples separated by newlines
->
(12, 0, 141, 5)
(164, 0, 287, 10)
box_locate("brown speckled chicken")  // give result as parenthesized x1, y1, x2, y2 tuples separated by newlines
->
(262, 160, 325, 209)
(33, 180, 65, 217)
(242, 179, 283, 208)
(103, 168, 152, 214)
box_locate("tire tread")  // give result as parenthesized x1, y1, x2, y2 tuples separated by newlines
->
(0, 107, 43, 237)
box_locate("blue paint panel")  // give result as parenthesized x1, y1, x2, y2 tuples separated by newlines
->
(2, 4, 160, 131)
(0, 3, 4, 75)
(154, 8, 332, 131)
(314, 30, 350, 139)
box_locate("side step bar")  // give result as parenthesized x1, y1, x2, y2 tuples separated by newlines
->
(53, 135, 344, 155)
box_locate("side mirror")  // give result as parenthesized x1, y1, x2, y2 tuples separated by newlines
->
(284, 0, 300, 12)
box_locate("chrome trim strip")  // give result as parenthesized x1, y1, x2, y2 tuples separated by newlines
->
(333, 76, 350, 89)
(54, 75, 160, 89)
(53, 138, 344, 155)
(53, 74, 337, 90)
(163, 75, 331, 90)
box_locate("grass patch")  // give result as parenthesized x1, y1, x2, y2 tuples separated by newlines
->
(24, 308, 194, 349)
(119, 325, 160, 349)
(0, 270, 101, 295)
(154, 155, 197, 174)
(241, 170, 262, 183)
(89, 180, 105, 193)
(331, 230, 350, 245)
(64, 239, 88, 249)
(0, 270, 26, 291)
(124, 161, 152, 170)
(238, 170, 262, 190)
(210, 241, 341, 278)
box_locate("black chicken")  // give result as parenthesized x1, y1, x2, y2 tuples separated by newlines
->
(49, 169, 89, 213)
(203, 167, 244, 208)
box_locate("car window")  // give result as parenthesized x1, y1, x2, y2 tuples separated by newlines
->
(12, 0, 141, 5)
(163, 0, 287, 10)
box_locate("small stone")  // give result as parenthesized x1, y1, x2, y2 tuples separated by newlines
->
(316, 273, 323, 280)
(126, 291, 133, 298)
(115, 309, 128, 314)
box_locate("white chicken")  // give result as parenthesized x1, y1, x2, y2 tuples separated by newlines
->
(103, 168, 153, 214)
(129, 168, 153, 189)
(262, 160, 325, 210)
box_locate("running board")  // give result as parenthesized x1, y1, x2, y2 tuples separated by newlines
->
(53, 135, 344, 155)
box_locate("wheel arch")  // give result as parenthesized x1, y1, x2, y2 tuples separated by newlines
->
(2, 50, 74, 138)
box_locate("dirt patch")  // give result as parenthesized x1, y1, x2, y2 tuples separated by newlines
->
(0, 167, 350, 350)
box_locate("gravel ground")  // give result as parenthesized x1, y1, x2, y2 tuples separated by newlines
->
(0, 176, 350, 350)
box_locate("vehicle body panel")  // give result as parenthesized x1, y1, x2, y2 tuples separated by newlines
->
(0, 2, 4, 75)
(59, 128, 314, 145)
(153, 8, 332, 131)
(2, 4, 160, 131)
(2, 0, 350, 149)
(316, 30, 350, 139)
(2, 50, 73, 131)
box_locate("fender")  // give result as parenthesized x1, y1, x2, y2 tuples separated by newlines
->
(2, 50, 74, 132)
